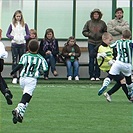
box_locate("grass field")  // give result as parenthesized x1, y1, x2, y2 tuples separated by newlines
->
(0, 79, 133, 133)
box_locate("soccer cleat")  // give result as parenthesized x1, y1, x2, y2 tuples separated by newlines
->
(7, 89, 13, 99)
(12, 109, 23, 124)
(5, 93, 12, 105)
(12, 109, 19, 124)
(98, 86, 107, 96)
(104, 92, 112, 102)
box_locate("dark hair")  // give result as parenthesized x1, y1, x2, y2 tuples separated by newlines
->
(28, 39, 39, 52)
(44, 28, 55, 39)
(115, 8, 124, 13)
(122, 30, 131, 39)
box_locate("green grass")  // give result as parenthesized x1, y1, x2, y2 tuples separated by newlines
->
(0, 79, 133, 133)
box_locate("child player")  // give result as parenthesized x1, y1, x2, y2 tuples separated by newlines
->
(98, 30, 133, 101)
(0, 29, 13, 105)
(97, 32, 132, 102)
(10, 39, 48, 124)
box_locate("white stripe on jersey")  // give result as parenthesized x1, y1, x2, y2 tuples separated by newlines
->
(110, 39, 132, 63)
(19, 53, 48, 78)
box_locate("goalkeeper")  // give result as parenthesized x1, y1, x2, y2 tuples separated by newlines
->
(96, 32, 132, 102)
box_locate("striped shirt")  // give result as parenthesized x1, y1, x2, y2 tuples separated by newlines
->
(19, 53, 48, 78)
(110, 39, 133, 63)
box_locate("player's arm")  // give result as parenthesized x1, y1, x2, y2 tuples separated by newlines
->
(10, 64, 23, 75)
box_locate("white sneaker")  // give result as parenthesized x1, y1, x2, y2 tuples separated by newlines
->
(75, 76, 79, 80)
(96, 78, 100, 81)
(104, 92, 111, 102)
(12, 78, 17, 84)
(68, 76, 72, 80)
(90, 77, 95, 81)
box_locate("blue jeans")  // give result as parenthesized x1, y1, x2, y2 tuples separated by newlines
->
(11, 43, 26, 78)
(66, 60, 79, 77)
(88, 43, 100, 78)
(44, 54, 56, 77)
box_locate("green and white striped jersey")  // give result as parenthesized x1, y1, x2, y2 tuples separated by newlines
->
(110, 39, 133, 63)
(19, 52, 48, 78)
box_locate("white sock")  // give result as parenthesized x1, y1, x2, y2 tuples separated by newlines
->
(102, 77, 111, 87)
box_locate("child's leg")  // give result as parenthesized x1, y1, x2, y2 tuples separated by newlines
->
(98, 74, 113, 96)
(12, 77, 37, 124)
(0, 74, 13, 105)
(125, 75, 133, 98)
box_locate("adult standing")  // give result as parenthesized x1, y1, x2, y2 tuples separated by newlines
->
(107, 8, 130, 58)
(82, 9, 107, 81)
(6, 10, 30, 84)
(107, 8, 130, 43)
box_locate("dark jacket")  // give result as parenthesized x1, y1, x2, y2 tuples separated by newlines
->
(38, 39, 59, 58)
(62, 43, 81, 60)
(82, 9, 107, 45)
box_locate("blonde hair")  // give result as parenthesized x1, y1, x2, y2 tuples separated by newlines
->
(12, 10, 25, 27)
(102, 32, 112, 40)
(30, 29, 37, 38)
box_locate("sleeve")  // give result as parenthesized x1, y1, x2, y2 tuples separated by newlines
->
(24, 23, 30, 40)
(0, 42, 8, 59)
(74, 45, 81, 58)
(38, 40, 45, 57)
(62, 45, 69, 58)
(82, 21, 90, 37)
(42, 58, 48, 72)
(115, 21, 129, 33)
(107, 21, 121, 36)
(6, 24, 14, 39)
(110, 41, 117, 48)
(10, 64, 23, 75)
(52, 39, 59, 56)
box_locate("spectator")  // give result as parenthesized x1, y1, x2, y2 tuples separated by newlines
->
(107, 7, 129, 42)
(107, 8, 130, 58)
(26, 29, 37, 51)
(6, 10, 30, 84)
(38, 28, 59, 79)
(82, 9, 107, 81)
(62, 36, 81, 80)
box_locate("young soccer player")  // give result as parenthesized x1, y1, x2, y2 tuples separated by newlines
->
(97, 32, 132, 102)
(98, 30, 133, 101)
(0, 29, 13, 105)
(10, 39, 48, 124)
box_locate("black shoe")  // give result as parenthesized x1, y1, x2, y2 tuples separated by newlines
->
(7, 89, 13, 99)
(5, 93, 12, 105)
(12, 110, 18, 124)
(17, 114, 23, 123)
(12, 109, 23, 124)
